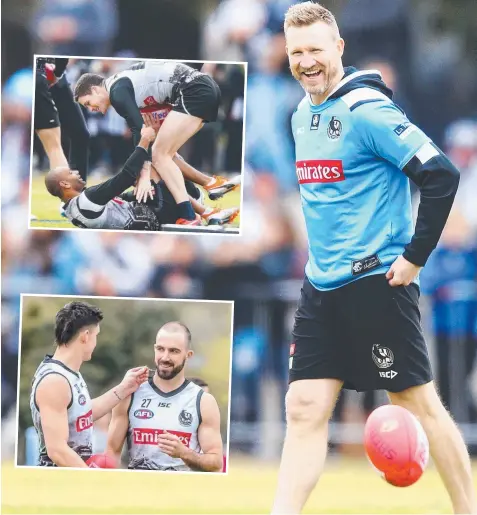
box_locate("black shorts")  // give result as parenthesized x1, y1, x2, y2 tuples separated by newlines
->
(172, 74, 221, 122)
(34, 71, 60, 130)
(289, 274, 433, 393)
(124, 180, 201, 225)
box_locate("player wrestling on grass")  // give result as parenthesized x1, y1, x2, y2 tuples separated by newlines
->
(74, 60, 239, 225)
(44, 123, 239, 231)
(105, 322, 223, 472)
(30, 301, 149, 467)
(272, 3, 476, 514)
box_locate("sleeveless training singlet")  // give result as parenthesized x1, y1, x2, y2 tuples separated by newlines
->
(127, 377, 204, 470)
(104, 61, 203, 120)
(30, 356, 93, 466)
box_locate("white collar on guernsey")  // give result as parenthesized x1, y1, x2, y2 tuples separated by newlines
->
(307, 69, 383, 107)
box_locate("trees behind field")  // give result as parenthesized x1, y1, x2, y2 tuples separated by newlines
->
(18, 296, 232, 439)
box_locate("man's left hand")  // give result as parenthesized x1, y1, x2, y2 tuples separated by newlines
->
(386, 255, 421, 287)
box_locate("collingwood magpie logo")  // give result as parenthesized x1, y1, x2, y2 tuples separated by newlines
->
(178, 409, 193, 427)
(327, 116, 342, 139)
(372, 344, 394, 369)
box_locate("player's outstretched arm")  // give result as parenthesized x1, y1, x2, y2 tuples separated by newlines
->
(105, 396, 130, 464)
(158, 392, 223, 472)
(35, 374, 88, 468)
(92, 366, 149, 421)
(81, 129, 155, 207)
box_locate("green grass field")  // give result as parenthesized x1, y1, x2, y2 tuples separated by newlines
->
(3, 456, 475, 514)
(29, 173, 241, 229)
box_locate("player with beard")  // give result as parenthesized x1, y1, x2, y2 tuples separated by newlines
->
(272, 2, 475, 514)
(30, 301, 149, 467)
(106, 322, 223, 472)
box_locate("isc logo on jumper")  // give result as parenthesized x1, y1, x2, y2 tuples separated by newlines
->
(296, 160, 345, 184)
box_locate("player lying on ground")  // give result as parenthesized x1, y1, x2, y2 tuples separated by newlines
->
(44, 125, 239, 230)
(74, 60, 226, 225)
(106, 322, 223, 472)
(272, 3, 476, 515)
(30, 301, 149, 467)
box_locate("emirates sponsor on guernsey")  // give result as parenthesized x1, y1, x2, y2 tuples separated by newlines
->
(133, 428, 192, 447)
(296, 160, 345, 184)
(76, 409, 93, 432)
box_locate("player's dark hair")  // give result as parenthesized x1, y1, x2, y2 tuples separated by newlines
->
(159, 321, 192, 348)
(54, 301, 103, 345)
(188, 377, 208, 388)
(74, 73, 105, 101)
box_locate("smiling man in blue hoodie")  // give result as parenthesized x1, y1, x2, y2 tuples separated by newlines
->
(272, 3, 476, 514)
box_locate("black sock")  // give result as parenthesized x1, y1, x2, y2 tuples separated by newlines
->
(177, 201, 195, 220)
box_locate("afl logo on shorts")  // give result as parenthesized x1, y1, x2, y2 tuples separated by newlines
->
(134, 409, 154, 419)
(372, 344, 394, 369)
(327, 116, 342, 139)
(78, 394, 86, 406)
(178, 409, 193, 427)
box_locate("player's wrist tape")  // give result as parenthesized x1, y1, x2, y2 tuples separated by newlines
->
(113, 390, 122, 401)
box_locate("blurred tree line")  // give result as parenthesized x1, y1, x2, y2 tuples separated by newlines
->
(18, 296, 232, 439)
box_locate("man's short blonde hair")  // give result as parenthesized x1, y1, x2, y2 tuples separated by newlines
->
(284, 1, 338, 33)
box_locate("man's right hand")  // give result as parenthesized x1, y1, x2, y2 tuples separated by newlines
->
(140, 124, 156, 143)
(116, 366, 149, 398)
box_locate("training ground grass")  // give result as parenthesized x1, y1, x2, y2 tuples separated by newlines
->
(29, 173, 241, 230)
(3, 456, 476, 514)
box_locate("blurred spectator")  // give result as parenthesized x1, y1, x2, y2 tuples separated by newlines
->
(338, 0, 411, 84)
(420, 208, 477, 422)
(30, 0, 119, 56)
(444, 119, 477, 234)
(202, 0, 267, 65)
(2, 69, 33, 208)
(245, 39, 303, 192)
(358, 57, 413, 120)
(53, 232, 155, 297)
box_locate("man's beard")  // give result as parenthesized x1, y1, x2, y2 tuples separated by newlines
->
(295, 63, 338, 97)
(156, 358, 186, 380)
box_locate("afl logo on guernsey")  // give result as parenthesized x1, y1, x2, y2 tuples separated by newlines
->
(134, 409, 154, 419)
(296, 160, 345, 184)
(78, 394, 86, 406)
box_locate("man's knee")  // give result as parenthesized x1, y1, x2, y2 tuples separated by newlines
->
(151, 136, 175, 159)
(285, 385, 336, 428)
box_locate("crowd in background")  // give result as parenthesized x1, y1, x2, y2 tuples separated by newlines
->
(2, 0, 477, 458)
